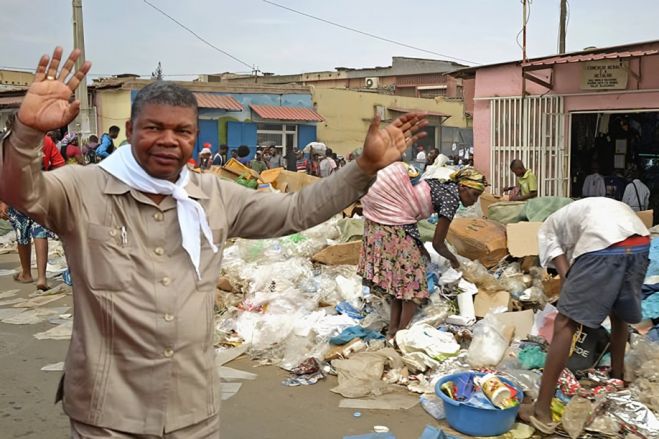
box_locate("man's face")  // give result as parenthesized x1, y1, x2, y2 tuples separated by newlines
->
(126, 103, 198, 182)
(511, 166, 525, 177)
(110, 130, 120, 139)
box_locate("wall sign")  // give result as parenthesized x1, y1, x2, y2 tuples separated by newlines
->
(581, 60, 629, 90)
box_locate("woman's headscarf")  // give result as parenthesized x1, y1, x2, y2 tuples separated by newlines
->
(449, 167, 486, 192)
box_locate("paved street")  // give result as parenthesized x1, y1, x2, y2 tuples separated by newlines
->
(0, 252, 449, 439)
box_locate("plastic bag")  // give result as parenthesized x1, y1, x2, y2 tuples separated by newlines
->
(331, 349, 403, 398)
(625, 333, 659, 382)
(409, 302, 452, 328)
(561, 396, 593, 439)
(500, 276, 526, 297)
(461, 260, 501, 292)
(467, 314, 510, 367)
(395, 324, 461, 361)
(530, 303, 558, 343)
(420, 393, 446, 420)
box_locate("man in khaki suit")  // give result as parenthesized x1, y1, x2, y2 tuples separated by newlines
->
(0, 47, 428, 438)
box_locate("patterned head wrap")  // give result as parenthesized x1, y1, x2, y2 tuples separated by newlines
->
(449, 167, 486, 192)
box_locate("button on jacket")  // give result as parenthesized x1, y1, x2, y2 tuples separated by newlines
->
(0, 120, 374, 435)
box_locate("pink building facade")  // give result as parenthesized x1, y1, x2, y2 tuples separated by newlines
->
(456, 40, 659, 198)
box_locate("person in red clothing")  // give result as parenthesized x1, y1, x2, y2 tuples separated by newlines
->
(43, 132, 66, 170)
(0, 133, 64, 290)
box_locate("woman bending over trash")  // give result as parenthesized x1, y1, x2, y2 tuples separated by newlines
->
(358, 165, 486, 342)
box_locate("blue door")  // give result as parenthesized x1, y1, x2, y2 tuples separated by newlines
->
(297, 124, 317, 150)
(227, 121, 258, 159)
(196, 119, 219, 158)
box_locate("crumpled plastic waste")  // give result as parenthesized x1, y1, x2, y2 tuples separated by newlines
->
(395, 324, 460, 361)
(561, 396, 593, 439)
(331, 348, 403, 398)
(530, 303, 558, 343)
(419, 393, 445, 420)
(461, 260, 501, 292)
(336, 301, 364, 320)
(409, 302, 452, 329)
(281, 371, 325, 387)
(329, 326, 385, 345)
(606, 390, 659, 439)
(517, 345, 546, 370)
(467, 314, 510, 367)
(402, 352, 441, 374)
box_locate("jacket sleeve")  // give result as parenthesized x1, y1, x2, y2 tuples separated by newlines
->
(223, 161, 374, 239)
(0, 119, 78, 235)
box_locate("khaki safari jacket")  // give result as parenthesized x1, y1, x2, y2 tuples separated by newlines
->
(0, 119, 374, 435)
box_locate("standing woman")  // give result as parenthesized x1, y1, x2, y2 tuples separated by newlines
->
(358, 164, 486, 340)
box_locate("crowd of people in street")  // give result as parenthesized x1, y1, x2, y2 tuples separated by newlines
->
(189, 142, 349, 177)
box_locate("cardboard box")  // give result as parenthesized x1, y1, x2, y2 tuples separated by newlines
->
(224, 158, 260, 179)
(493, 309, 535, 340)
(474, 290, 511, 318)
(312, 241, 362, 265)
(447, 218, 508, 268)
(542, 274, 562, 298)
(637, 209, 654, 228)
(273, 169, 320, 193)
(506, 222, 544, 257)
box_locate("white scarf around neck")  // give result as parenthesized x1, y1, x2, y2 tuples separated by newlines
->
(99, 145, 218, 279)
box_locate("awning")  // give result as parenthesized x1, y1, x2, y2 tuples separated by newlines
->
(388, 106, 450, 119)
(250, 104, 324, 122)
(522, 49, 658, 69)
(0, 95, 24, 108)
(194, 93, 243, 111)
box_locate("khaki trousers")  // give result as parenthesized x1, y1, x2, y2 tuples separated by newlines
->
(70, 415, 220, 439)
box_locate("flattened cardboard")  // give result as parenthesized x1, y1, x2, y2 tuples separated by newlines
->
(312, 241, 361, 265)
(474, 290, 511, 318)
(637, 209, 654, 228)
(493, 309, 535, 340)
(506, 222, 543, 257)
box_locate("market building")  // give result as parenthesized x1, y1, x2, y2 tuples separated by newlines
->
(453, 39, 659, 217)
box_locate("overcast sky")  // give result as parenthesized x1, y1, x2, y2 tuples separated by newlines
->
(2, 0, 658, 80)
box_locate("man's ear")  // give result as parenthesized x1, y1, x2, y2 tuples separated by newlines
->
(125, 120, 133, 140)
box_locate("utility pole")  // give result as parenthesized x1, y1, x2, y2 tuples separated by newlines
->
(559, 0, 567, 54)
(522, 0, 528, 62)
(72, 0, 91, 137)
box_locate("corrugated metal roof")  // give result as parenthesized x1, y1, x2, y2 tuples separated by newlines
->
(523, 49, 659, 68)
(194, 93, 243, 111)
(388, 106, 450, 118)
(250, 104, 324, 122)
(0, 95, 23, 107)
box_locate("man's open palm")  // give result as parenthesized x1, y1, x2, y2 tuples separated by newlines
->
(18, 47, 92, 132)
(358, 112, 428, 174)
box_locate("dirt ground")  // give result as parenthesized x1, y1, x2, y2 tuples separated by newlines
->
(0, 252, 461, 439)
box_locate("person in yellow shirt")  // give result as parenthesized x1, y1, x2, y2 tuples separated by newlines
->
(504, 159, 538, 201)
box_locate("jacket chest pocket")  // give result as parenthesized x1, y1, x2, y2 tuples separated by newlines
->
(86, 223, 134, 291)
(196, 228, 225, 292)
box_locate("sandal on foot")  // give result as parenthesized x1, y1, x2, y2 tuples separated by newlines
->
(530, 415, 559, 435)
(13, 273, 33, 284)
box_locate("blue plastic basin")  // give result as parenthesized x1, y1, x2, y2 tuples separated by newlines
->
(435, 371, 523, 437)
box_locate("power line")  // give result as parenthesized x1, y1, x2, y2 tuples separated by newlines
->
(142, 0, 256, 71)
(262, 0, 480, 65)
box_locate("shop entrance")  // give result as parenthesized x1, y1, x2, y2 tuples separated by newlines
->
(570, 110, 659, 219)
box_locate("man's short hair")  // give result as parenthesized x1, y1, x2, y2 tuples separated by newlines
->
(109, 125, 120, 134)
(510, 159, 524, 169)
(89, 135, 99, 143)
(130, 82, 198, 123)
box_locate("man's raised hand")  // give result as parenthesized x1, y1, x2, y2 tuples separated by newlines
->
(17, 47, 92, 132)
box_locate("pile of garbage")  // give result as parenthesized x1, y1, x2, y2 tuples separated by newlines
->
(212, 206, 659, 437)
(212, 158, 659, 437)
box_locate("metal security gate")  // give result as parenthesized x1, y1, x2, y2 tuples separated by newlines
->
(490, 96, 568, 196)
